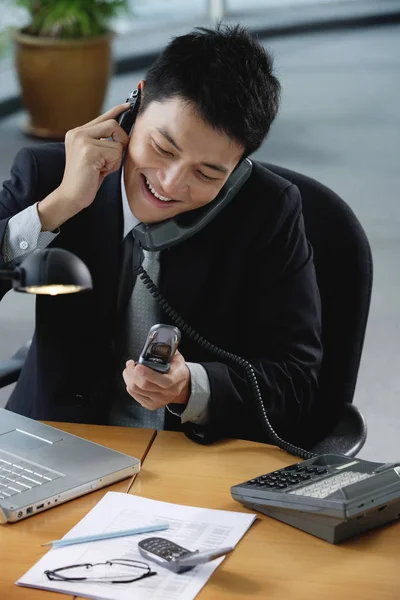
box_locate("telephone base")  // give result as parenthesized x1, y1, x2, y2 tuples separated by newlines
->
(242, 499, 400, 543)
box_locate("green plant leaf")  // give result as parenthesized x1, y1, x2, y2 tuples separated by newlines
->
(0, 29, 10, 58)
(15, 0, 131, 39)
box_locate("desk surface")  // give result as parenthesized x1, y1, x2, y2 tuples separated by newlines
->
(2, 426, 399, 600)
(0, 422, 156, 600)
(129, 430, 400, 600)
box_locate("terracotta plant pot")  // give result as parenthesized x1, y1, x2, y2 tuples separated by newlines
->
(14, 31, 113, 140)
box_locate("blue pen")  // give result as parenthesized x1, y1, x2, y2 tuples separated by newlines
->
(41, 523, 169, 548)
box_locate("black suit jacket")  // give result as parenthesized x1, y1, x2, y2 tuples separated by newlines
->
(0, 144, 322, 446)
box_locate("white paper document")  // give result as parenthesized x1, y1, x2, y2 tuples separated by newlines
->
(17, 491, 256, 600)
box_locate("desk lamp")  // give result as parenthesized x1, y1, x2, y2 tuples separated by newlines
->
(0, 248, 92, 295)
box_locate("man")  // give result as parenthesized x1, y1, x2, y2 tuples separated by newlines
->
(0, 25, 322, 448)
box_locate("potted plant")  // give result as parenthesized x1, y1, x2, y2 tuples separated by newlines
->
(13, 0, 129, 139)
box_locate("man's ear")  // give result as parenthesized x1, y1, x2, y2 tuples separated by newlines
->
(137, 79, 145, 93)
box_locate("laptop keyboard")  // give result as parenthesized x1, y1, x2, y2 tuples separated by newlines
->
(0, 449, 64, 500)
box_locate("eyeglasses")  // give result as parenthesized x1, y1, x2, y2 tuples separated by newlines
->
(45, 558, 157, 584)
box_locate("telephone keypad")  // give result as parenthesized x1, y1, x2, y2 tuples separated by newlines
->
(289, 471, 372, 499)
(245, 464, 329, 492)
(243, 463, 373, 499)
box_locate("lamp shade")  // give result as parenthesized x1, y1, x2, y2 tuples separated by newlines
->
(12, 248, 92, 295)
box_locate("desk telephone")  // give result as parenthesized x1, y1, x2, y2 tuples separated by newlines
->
(231, 454, 400, 543)
(121, 91, 400, 544)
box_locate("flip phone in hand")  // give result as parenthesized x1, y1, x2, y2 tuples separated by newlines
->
(138, 324, 181, 373)
(138, 537, 234, 574)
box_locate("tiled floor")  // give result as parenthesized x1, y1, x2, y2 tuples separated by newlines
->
(1, 23, 399, 462)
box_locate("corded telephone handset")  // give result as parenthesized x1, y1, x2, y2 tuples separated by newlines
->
(117, 91, 400, 544)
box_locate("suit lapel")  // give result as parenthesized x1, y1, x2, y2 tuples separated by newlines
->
(158, 231, 215, 344)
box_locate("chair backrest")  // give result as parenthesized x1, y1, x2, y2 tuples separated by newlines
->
(261, 162, 373, 423)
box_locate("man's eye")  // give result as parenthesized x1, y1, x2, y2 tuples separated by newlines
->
(197, 171, 218, 182)
(153, 141, 173, 157)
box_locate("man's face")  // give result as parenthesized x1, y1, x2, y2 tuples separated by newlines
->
(124, 96, 244, 223)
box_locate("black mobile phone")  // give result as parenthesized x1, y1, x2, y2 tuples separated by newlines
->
(138, 324, 181, 373)
(138, 537, 233, 574)
(138, 537, 194, 573)
(118, 88, 142, 135)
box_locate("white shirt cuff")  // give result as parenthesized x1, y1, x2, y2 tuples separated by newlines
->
(2, 202, 59, 266)
(167, 362, 210, 425)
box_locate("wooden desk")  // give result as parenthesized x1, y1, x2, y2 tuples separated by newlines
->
(129, 431, 400, 600)
(0, 422, 156, 599)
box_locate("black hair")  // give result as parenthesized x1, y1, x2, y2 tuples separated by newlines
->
(141, 24, 281, 157)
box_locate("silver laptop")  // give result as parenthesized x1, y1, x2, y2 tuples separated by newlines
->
(0, 408, 140, 523)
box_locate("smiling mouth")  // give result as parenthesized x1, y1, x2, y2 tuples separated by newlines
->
(143, 175, 174, 203)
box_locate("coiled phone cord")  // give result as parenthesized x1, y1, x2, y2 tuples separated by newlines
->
(136, 265, 315, 460)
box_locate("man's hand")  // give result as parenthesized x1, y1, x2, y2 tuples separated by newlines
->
(123, 351, 191, 411)
(37, 103, 131, 231)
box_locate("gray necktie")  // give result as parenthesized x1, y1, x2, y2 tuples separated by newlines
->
(109, 233, 165, 429)
(116, 232, 142, 315)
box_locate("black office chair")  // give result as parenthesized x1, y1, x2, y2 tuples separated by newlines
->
(262, 163, 372, 457)
(0, 341, 31, 389)
(0, 163, 372, 457)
